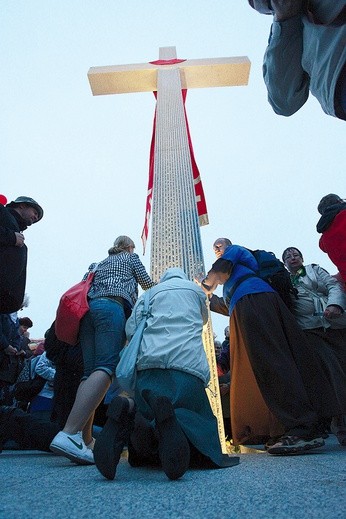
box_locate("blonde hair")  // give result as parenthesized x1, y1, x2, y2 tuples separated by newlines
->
(108, 235, 135, 255)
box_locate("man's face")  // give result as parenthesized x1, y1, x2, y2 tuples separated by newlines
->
(213, 240, 227, 258)
(15, 204, 39, 226)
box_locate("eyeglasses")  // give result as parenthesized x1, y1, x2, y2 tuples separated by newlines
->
(213, 245, 223, 251)
(283, 253, 301, 261)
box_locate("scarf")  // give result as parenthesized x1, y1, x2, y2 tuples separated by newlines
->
(290, 266, 306, 286)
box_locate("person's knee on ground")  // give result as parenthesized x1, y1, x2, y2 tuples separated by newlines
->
(142, 389, 190, 480)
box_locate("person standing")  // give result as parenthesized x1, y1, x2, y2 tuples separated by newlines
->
(0, 196, 44, 314)
(316, 194, 346, 286)
(50, 236, 155, 465)
(202, 241, 332, 455)
(282, 246, 346, 445)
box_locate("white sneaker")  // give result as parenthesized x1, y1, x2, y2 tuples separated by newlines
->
(50, 431, 95, 465)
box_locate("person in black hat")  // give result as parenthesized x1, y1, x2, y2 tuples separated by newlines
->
(0, 196, 44, 314)
(316, 194, 346, 286)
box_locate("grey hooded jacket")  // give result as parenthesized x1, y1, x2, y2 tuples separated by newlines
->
(125, 267, 210, 385)
(291, 264, 346, 330)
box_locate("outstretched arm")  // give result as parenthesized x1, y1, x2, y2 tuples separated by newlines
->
(261, 1, 310, 116)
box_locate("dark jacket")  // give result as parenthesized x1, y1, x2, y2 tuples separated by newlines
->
(0, 314, 21, 354)
(45, 322, 84, 427)
(0, 313, 22, 384)
(0, 205, 28, 313)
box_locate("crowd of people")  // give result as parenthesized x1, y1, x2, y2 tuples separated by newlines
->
(1, 191, 345, 481)
(1, 0, 345, 486)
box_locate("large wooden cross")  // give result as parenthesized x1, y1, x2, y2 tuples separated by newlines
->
(88, 47, 250, 279)
(88, 47, 250, 453)
(88, 46, 250, 95)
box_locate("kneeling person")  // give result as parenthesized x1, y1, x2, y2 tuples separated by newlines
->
(94, 267, 239, 480)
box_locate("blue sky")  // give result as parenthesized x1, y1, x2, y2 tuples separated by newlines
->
(2, 1, 345, 339)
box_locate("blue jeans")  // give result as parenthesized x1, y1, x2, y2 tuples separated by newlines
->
(80, 298, 126, 379)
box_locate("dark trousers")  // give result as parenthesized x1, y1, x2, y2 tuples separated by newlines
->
(232, 293, 325, 438)
(2, 408, 60, 451)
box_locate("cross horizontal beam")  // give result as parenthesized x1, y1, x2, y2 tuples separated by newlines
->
(88, 56, 250, 96)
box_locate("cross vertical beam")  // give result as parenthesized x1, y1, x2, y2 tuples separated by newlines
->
(88, 47, 251, 452)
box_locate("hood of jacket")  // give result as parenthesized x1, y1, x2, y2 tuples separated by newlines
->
(316, 203, 346, 233)
(160, 267, 188, 283)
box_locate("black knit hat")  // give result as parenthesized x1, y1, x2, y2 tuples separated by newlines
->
(317, 194, 342, 215)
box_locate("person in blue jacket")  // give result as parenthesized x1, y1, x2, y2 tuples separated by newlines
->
(203, 241, 336, 455)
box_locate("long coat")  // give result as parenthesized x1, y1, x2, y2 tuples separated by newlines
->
(0, 205, 28, 313)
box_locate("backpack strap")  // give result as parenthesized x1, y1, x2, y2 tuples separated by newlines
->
(227, 252, 259, 300)
(228, 273, 258, 300)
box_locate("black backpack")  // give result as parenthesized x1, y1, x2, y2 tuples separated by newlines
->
(230, 249, 298, 310)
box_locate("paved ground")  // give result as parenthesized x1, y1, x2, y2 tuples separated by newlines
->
(0, 436, 345, 519)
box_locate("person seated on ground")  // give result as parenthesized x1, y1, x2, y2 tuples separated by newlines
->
(49, 235, 155, 465)
(282, 246, 346, 445)
(13, 352, 46, 411)
(0, 405, 60, 453)
(316, 194, 346, 286)
(93, 267, 239, 481)
(29, 350, 56, 420)
(201, 240, 338, 455)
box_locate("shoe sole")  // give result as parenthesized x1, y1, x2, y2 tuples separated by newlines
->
(50, 443, 94, 465)
(94, 397, 132, 480)
(151, 395, 190, 480)
(267, 438, 325, 456)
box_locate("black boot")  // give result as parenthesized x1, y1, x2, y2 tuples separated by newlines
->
(142, 390, 190, 480)
(94, 396, 135, 480)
